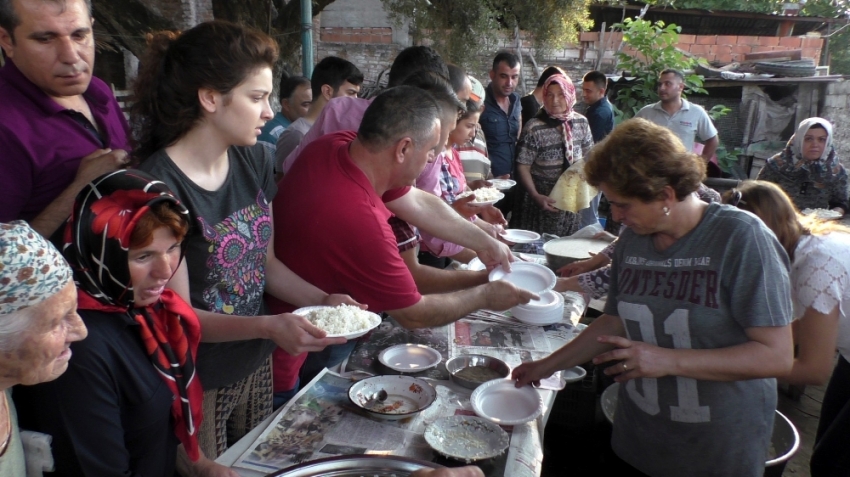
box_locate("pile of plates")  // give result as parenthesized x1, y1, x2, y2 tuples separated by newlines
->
(511, 290, 564, 326)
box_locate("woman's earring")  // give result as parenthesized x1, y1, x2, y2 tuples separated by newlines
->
(662, 206, 670, 216)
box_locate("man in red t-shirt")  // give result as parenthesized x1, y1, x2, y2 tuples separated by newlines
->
(268, 86, 536, 401)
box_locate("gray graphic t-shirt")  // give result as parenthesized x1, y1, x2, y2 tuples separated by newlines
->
(604, 203, 792, 477)
(138, 144, 278, 390)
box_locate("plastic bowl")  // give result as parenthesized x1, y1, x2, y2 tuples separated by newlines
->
(446, 354, 511, 390)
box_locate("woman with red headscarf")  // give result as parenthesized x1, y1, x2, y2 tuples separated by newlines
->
(510, 74, 594, 237)
(15, 170, 235, 476)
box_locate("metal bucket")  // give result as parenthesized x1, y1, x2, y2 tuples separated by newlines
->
(542, 237, 609, 270)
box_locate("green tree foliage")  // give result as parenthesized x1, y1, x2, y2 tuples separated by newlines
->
(613, 18, 706, 119)
(381, 0, 593, 65)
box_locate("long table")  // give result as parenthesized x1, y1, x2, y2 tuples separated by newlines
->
(216, 294, 588, 476)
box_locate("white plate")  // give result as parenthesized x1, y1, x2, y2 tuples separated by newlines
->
(424, 415, 509, 463)
(488, 179, 516, 191)
(471, 378, 543, 426)
(348, 375, 437, 421)
(601, 382, 619, 424)
(292, 306, 382, 340)
(489, 262, 557, 294)
(801, 208, 843, 220)
(466, 257, 486, 271)
(561, 365, 587, 383)
(378, 344, 442, 373)
(459, 191, 505, 207)
(500, 229, 541, 244)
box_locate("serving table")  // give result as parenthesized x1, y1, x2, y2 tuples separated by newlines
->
(216, 293, 589, 477)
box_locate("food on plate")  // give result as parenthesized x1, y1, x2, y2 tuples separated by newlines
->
(801, 208, 843, 220)
(302, 304, 379, 335)
(548, 162, 597, 212)
(454, 365, 503, 384)
(457, 187, 503, 203)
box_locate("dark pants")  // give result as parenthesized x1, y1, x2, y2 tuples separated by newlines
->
(811, 354, 850, 477)
(298, 340, 358, 390)
(417, 250, 451, 269)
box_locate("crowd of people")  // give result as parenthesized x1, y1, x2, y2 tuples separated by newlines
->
(0, 0, 847, 476)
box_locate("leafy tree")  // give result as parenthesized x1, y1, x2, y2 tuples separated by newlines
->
(381, 0, 593, 66)
(612, 18, 706, 119)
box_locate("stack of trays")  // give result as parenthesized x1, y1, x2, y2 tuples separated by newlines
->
(511, 290, 564, 325)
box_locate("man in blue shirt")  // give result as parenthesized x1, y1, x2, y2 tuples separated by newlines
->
(480, 51, 522, 180)
(258, 75, 311, 154)
(578, 70, 615, 228)
(582, 70, 614, 142)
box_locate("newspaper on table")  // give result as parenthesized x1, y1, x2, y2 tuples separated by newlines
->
(233, 369, 541, 477)
(451, 291, 588, 390)
(345, 318, 451, 380)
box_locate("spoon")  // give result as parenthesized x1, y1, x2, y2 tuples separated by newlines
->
(363, 389, 388, 409)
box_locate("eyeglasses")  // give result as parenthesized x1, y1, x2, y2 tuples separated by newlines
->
(728, 189, 747, 208)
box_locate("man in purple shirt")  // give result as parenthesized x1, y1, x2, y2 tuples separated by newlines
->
(0, 0, 129, 238)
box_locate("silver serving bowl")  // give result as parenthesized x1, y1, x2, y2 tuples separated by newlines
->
(446, 354, 511, 390)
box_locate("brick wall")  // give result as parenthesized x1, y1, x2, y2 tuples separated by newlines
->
(579, 32, 824, 66)
(822, 81, 850, 168)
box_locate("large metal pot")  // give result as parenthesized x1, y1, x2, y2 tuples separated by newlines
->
(266, 455, 441, 476)
(542, 237, 610, 270)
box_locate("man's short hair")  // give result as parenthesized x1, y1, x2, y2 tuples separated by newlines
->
(659, 68, 685, 81)
(358, 85, 440, 150)
(310, 56, 364, 98)
(582, 70, 608, 91)
(536, 66, 565, 87)
(279, 76, 310, 101)
(387, 46, 449, 88)
(492, 50, 520, 71)
(447, 64, 467, 96)
(401, 70, 465, 115)
(0, 0, 92, 38)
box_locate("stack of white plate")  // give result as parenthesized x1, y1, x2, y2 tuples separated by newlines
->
(511, 290, 564, 325)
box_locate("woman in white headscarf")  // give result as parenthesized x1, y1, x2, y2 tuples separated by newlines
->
(758, 117, 847, 216)
(0, 222, 87, 475)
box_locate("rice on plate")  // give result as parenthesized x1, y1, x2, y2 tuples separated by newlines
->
(457, 187, 503, 204)
(297, 304, 382, 337)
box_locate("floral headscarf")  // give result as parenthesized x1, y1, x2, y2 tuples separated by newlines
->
(541, 74, 577, 168)
(0, 221, 72, 314)
(62, 169, 204, 462)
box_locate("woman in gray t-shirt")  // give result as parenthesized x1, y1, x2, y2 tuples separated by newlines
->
(514, 118, 794, 477)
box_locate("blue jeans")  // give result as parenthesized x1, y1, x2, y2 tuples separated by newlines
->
(299, 340, 358, 390)
(272, 377, 300, 410)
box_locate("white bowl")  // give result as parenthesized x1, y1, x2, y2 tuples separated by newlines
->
(471, 378, 543, 426)
(511, 291, 564, 325)
(348, 375, 437, 421)
(378, 344, 442, 373)
(489, 262, 556, 294)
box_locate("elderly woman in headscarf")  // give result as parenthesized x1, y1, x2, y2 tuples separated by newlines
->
(0, 222, 86, 475)
(758, 117, 847, 216)
(510, 74, 594, 236)
(14, 170, 235, 476)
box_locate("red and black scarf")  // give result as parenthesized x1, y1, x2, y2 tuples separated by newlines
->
(63, 170, 204, 461)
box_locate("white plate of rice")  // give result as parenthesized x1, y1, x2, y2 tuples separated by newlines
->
(457, 188, 505, 206)
(293, 305, 382, 339)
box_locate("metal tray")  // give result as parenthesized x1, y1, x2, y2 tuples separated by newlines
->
(266, 454, 441, 476)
